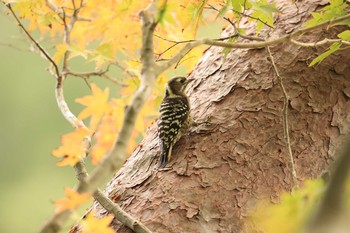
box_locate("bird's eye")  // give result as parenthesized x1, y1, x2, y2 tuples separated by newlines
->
(180, 79, 186, 83)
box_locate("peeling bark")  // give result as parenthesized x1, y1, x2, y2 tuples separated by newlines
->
(85, 1, 350, 232)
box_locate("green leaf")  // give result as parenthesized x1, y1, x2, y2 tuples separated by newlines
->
(304, 0, 348, 27)
(338, 30, 350, 41)
(230, 0, 242, 12)
(250, 0, 278, 33)
(216, 1, 230, 20)
(309, 42, 342, 67)
(253, 179, 325, 233)
(186, 0, 207, 32)
(156, 1, 170, 24)
(222, 36, 238, 59)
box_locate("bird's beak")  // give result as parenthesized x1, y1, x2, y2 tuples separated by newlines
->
(186, 78, 194, 85)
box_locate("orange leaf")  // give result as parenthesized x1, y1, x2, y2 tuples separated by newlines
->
(54, 187, 91, 214)
(76, 83, 111, 130)
(52, 127, 91, 166)
(81, 212, 115, 233)
(53, 43, 68, 64)
(90, 100, 124, 165)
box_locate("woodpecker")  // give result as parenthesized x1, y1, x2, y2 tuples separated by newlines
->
(157, 76, 193, 167)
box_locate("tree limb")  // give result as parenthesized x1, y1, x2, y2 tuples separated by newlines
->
(74, 161, 152, 233)
(157, 13, 350, 73)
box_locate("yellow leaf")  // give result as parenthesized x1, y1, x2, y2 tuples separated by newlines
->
(76, 83, 111, 130)
(52, 127, 91, 166)
(81, 212, 115, 233)
(54, 187, 91, 213)
(53, 43, 67, 64)
(90, 102, 124, 165)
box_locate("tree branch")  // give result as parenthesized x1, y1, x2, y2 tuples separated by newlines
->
(74, 160, 152, 233)
(5, 3, 60, 78)
(266, 46, 297, 188)
(291, 38, 350, 47)
(93, 190, 152, 233)
(157, 13, 350, 73)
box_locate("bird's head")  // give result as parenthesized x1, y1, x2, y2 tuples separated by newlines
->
(165, 76, 193, 97)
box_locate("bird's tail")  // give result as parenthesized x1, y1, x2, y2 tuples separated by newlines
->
(159, 144, 173, 168)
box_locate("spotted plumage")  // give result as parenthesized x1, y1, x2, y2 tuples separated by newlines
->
(157, 76, 193, 167)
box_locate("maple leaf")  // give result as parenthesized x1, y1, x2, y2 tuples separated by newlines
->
(90, 102, 123, 164)
(76, 83, 111, 130)
(52, 127, 91, 166)
(54, 187, 91, 214)
(81, 212, 115, 233)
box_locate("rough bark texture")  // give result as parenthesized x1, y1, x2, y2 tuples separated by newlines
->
(88, 0, 350, 232)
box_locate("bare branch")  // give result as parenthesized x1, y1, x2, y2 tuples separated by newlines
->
(111, 61, 139, 78)
(223, 16, 264, 41)
(206, 4, 273, 29)
(266, 46, 298, 188)
(102, 74, 125, 85)
(5, 3, 60, 78)
(54, 3, 87, 129)
(291, 38, 350, 47)
(74, 160, 152, 233)
(67, 68, 125, 86)
(93, 190, 152, 233)
(156, 40, 202, 74)
(0, 41, 26, 51)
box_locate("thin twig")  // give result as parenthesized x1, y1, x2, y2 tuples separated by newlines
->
(291, 38, 350, 47)
(223, 16, 265, 41)
(5, 3, 60, 78)
(206, 4, 273, 29)
(102, 74, 125, 85)
(266, 46, 297, 187)
(154, 33, 238, 61)
(111, 61, 138, 78)
(154, 34, 196, 59)
(0, 41, 27, 51)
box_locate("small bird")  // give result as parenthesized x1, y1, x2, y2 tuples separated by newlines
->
(157, 76, 193, 167)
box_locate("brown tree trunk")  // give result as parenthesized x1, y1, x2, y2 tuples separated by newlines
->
(88, 1, 350, 232)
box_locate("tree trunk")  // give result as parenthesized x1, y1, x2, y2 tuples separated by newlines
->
(87, 1, 350, 232)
